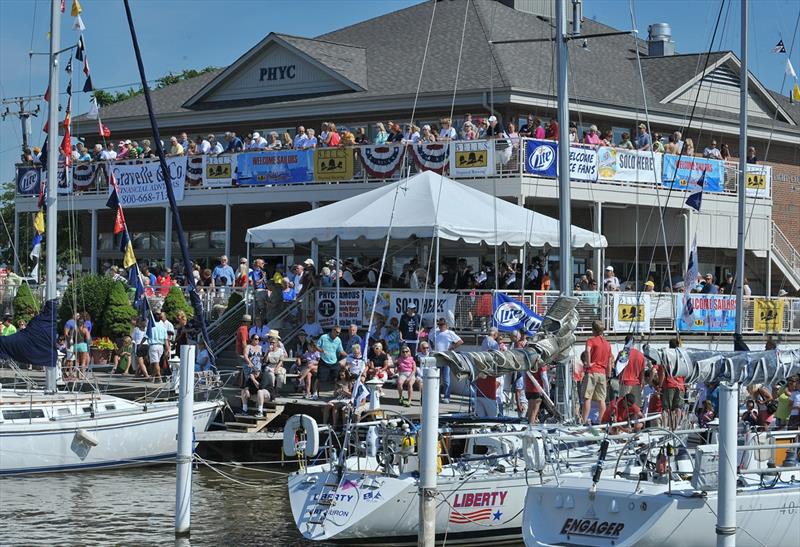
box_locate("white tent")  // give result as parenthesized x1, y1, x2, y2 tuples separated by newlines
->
(246, 171, 607, 248)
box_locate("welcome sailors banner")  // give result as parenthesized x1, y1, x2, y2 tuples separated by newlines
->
(662, 154, 724, 192)
(109, 157, 187, 207)
(237, 150, 314, 185)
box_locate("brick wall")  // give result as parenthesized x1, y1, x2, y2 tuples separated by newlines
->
(769, 161, 800, 252)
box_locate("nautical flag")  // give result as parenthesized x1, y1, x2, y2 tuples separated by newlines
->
(787, 59, 797, 79)
(614, 336, 634, 376)
(685, 169, 705, 212)
(773, 40, 786, 53)
(30, 233, 42, 260)
(82, 56, 93, 93)
(65, 81, 72, 96)
(106, 177, 137, 269)
(793, 83, 800, 102)
(65, 56, 72, 74)
(128, 265, 145, 310)
(60, 96, 72, 165)
(73, 15, 85, 32)
(44, 84, 50, 103)
(681, 235, 699, 327)
(71, 0, 82, 16)
(33, 210, 45, 234)
(75, 36, 85, 61)
(39, 136, 48, 169)
(86, 97, 98, 119)
(120, 231, 136, 269)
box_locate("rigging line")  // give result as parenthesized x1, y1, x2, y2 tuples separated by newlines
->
(447, 0, 471, 124)
(28, 0, 38, 99)
(408, 0, 437, 130)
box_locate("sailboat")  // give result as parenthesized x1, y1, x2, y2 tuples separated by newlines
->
(0, 0, 221, 475)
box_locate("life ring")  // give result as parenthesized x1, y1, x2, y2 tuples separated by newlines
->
(283, 414, 320, 458)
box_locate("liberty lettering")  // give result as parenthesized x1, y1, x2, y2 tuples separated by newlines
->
(453, 491, 508, 507)
(259, 64, 297, 82)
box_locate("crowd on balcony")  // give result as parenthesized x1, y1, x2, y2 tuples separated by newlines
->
(19, 110, 759, 166)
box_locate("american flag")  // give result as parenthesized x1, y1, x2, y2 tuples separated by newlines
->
(449, 508, 493, 523)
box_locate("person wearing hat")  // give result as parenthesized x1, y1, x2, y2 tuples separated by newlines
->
(1, 314, 17, 337)
(719, 272, 734, 294)
(635, 123, 651, 151)
(603, 266, 620, 291)
(399, 303, 420, 353)
(432, 318, 463, 404)
(261, 329, 287, 394)
(701, 273, 718, 294)
(643, 280, 655, 292)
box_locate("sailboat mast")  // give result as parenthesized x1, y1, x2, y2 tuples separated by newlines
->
(735, 0, 748, 332)
(46, 0, 60, 304)
(556, 0, 572, 296)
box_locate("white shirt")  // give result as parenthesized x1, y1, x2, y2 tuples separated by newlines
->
(294, 134, 306, 149)
(302, 136, 318, 149)
(100, 150, 117, 160)
(604, 275, 620, 291)
(439, 126, 457, 140)
(198, 140, 211, 154)
(250, 138, 267, 150)
(433, 329, 462, 352)
(211, 141, 224, 154)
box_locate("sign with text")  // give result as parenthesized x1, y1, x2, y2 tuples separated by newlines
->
(203, 155, 235, 187)
(451, 140, 495, 177)
(597, 147, 661, 184)
(236, 149, 313, 185)
(745, 164, 771, 197)
(363, 290, 457, 326)
(568, 146, 598, 182)
(317, 289, 363, 328)
(524, 139, 558, 177)
(676, 294, 736, 332)
(16, 166, 42, 195)
(753, 298, 784, 333)
(109, 157, 186, 207)
(661, 154, 724, 192)
(314, 148, 353, 181)
(613, 293, 651, 332)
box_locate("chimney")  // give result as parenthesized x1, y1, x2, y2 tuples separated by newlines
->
(647, 23, 675, 56)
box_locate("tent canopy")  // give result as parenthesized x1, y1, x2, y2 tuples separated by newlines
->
(246, 171, 607, 249)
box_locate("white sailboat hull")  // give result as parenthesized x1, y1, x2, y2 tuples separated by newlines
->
(0, 390, 221, 475)
(523, 475, 800, 547)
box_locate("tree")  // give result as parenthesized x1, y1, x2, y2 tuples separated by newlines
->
(92, 67, 218, 107)
(102, 281, 136, 341)
(161, 286, 194, 324)
(11, 283, 40, 323)
(58, 274, 116, 335)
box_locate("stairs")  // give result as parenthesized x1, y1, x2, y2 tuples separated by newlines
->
(771, 224, 800, 291)
(224, 402, 285, 432)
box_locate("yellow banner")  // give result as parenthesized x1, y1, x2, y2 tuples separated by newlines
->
(753, 299, 784, 332)
(454, 149, 489, 169)
(617, 303, 645, 322)
(314, 148, 353, 181)
(745, 172, 767, 190)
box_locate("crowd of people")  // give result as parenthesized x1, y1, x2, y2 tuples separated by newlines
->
(20, 110, 759, 166)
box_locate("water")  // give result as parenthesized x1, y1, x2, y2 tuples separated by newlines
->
(0, 465, 321, 546)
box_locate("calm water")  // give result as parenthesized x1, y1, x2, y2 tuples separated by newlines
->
(0, 465, 321, 546)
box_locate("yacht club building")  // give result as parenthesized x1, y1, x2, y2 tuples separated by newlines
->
(13, 0, 800, 295)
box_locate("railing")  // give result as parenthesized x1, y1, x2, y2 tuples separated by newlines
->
(14, 138, 768, 201)
(772, 223, 800, 282)
(206, 296, 247, 354)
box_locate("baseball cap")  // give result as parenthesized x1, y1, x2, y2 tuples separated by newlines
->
(606, 266, 614, 271)
(407, 303, 417, 309)
(645, 280, 654, 288)
(488, 115, 497, 122)
(436, 317, 446, 324)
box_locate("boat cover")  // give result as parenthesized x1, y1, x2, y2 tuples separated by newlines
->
(0, 299, 58, 368)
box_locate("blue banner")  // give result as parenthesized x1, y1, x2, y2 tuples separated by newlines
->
(236, 149, 313, 185)
(676, 294, 736, 332)
(492, 292, 543, 334)
(524, 139, 558, 177)
(16, 166, 42, 195)
(662, 154, 724, 192)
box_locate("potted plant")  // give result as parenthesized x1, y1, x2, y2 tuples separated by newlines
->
(90, 336, 116, 364)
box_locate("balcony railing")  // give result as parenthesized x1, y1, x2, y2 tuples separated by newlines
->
(14, 138, 769, 201)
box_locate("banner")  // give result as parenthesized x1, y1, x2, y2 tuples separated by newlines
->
(203, 155, 235, 187)
(357, 144, 406, 178)
(597, 147, 661, 184)
(186, 155, 204, 186)
(745, 164, 771, 197)
(236, 149, 313, 185)
(676, 294, 736, 332)
(568, 146, 598, 182)
(661, 154, 723, 192)
(72, 162, 104, 192)
(524, 139, 557, 177)
(314, 148, 354, 181)
(409, 142, 449, 173)
(613, 293, 651, 332)
(317, 289, 363, 328)
(363, 290, 457, 326)
(109, 156, 186, 207)
(16, 166, 42, 195)
(451, 140, 495, 177)
(753, 298, 784, 333)
(492, 292, 543, 334)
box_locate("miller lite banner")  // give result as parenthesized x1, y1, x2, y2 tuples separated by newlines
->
(492, 292, 543, 334)
(450, 140, 495, 177)
(16, 166, 42, 195)
(524, 139, 558, 177)
(409, 142, 449, 173)
(357, 144, 406, 178)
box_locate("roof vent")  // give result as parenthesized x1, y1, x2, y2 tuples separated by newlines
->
(647, 23, 674, 56)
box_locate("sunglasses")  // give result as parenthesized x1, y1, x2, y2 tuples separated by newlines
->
(402, 350, 411, 353)
(253, 337, 260, 341)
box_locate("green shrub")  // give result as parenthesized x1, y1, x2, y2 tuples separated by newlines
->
(102, 281, 137, 341)
(161, 285, 194, 324)
(12, 283, 40, 323)
(58, 274, 116, 335)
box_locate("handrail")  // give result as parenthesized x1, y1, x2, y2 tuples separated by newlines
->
(772, 223, 800, 276)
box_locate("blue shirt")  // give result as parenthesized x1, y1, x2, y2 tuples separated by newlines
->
(317, 334, 344, 366)
(225, 137, 243, 153)
(249, 269, 267, 289)
(212, 264, 235, 286)
(150, 322, 168, 345)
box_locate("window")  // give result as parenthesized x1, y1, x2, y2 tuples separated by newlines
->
(57, 407, 72, 416)
(104, 404, 116, 411)
(131, 232, 151, 250)
(188, 232, 208, 249)
(3, 409, 45, 420)
(150, 232, 165, 250)
(98, 233, 115, 250)
(210, 231, 226, 249)
(82, 406, 93, 413)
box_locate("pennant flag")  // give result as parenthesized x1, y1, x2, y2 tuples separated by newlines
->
(60, 97, 72, 165)
(106, 178, 127, 234)
(33, 210, 45, 234)
(39, 136, 48, 169)
(75, 36, 85, 61)
(680, 235, 699, 327)
(614, 336, 634, 376)
(43, 119, 49, 134)
(773, 40, 786, 53)
(128, 265, 145, 310)
(44, 85, 50, 103)
(793, 82, 800, 102)
(787, 59, 797, 79)
(492, 292, 543, 334)
(82, 56, 93, 93)
(73, 15, 85, 32)
(100, 123, 111, 138)
(30, 233, 42, 260)
(82, 74, 93, 94)
(71, 0, 82, 16)
(30, 263, 39, 281)
(122, 237, 137, 269)
(65, 56, 72, 74)
(685, 169, 705, 211)
(86, 97, 98, 119)
(66, 81, 72, 96)
(37, 184, 46, 211)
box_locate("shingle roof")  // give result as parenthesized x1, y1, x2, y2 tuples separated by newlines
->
(276, 34, 368, 90)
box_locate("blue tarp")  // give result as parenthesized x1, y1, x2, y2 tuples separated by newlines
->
(0, 299, 58, 367)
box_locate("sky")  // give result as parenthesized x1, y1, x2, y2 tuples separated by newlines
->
(0, 0, 798, 187)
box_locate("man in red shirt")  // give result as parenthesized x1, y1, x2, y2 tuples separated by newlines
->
(619, 334, 646, 406)
(660, 338, 686, 430)
(601, 394, 644, 433)
(236, 315, 252, 366)
(582, 321, 613, 424)
(474, 373, 498, 418)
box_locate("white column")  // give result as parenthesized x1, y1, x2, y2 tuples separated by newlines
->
(310, 202, 319, 269)
(716, 381, 738, 547)
(418, 360, 440, 547)
(90, 209, 98, 274)
(164, 206, 173, 268)
(13, 210, 20, 273)
(175, 344, 196, 538)
(224, 202, 231, 259)
(593, 202, 602, 277)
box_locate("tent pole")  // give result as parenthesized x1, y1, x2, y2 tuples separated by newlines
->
(335, 236, 341, 326)
(434, 234, 440, 327)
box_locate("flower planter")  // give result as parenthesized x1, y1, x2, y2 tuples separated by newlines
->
(91, 348, 111, 364)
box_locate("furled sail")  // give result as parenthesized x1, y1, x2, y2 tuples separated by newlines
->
(0, 299, 58, 368)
